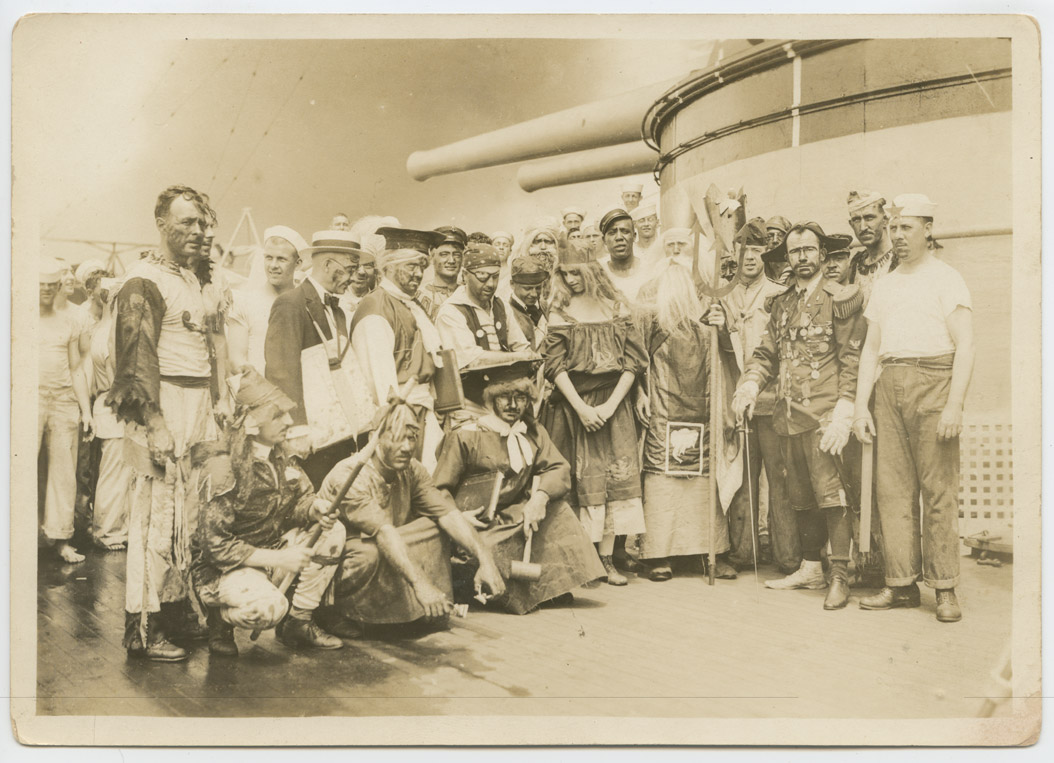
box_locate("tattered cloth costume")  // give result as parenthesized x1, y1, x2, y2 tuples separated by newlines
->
(193, 442, 345, 630)
(106, 258, 218, 646)
(432, 417, 604, 614)
(322, 456, 457, 625)
(638, 316, 739, 560)
(540, 305, 648, 541)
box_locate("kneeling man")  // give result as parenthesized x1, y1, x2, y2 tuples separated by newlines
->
(433, 359, 605, 613)
(322, 394, 506, 628)
(194, 368, 347, 656)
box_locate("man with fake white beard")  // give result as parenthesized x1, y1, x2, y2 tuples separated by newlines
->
(351, 227, 448, 470)
(733, 223, 865, 611)
(265, 230, 362, 487)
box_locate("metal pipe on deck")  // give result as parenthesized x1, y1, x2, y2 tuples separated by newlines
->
(516, 141, 658, 192)
(406, 78, 680, 182)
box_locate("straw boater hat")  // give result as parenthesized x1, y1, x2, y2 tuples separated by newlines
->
(301, 230, 365, 260)
(762, 222, 853, 264)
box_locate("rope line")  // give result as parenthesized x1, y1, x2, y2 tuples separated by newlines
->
(207, 49, 265, 194)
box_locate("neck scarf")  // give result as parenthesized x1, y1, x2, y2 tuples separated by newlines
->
(477, 414, 534, 474)
(379, 277, 443, 357)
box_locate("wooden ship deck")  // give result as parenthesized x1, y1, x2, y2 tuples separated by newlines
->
(36, 545, 1012, 720)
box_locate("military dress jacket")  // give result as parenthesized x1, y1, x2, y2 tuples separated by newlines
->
(742, 279, 866, 436)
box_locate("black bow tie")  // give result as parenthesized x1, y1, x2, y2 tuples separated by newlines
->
(324, 293, 340, 310)
(525, 304, 543, 323)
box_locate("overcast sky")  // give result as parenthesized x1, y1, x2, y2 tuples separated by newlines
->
(16, 21, 712, 264)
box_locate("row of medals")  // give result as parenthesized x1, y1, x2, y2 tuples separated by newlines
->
(779, 308, 834, 408)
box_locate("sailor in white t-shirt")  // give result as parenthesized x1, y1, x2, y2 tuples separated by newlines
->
(852, 194, 974, 624)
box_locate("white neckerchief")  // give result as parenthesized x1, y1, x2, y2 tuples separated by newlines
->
(379, 277, 443, 358)
(477, 414, 534, 474)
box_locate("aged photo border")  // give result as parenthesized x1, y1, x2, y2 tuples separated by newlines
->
(7, 9, 1043, 748)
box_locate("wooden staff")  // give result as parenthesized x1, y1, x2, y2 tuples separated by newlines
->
(860, 441, 874, 553)
(249, 434, 376, 641)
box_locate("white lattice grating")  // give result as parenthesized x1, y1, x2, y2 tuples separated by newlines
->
(958, 422, 1013, 540)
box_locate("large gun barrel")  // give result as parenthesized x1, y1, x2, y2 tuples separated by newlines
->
(406, 78, 678, 182)
(516, 141, 657, 192)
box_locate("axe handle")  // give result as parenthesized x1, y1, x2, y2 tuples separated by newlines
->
(249, 435, 375, 641)
(860, 441, 874, 553)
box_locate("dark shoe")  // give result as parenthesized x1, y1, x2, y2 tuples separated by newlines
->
(935, 589, 962, 623)
(141, 638, 190, 662)
(279, 618, 345, 650)
(126, 613, 189, 662)
(612, 551, 645, 575)
(648, 564, 673, 582)
(824, 564, 850, 610)
(859, 583, 921, 610)
(313, 606, 364, 639)
(163, 600, 209, 646)
(207, 608, 238, 657)
(600, 556, 628, 586)
(713, 559, 738, 580)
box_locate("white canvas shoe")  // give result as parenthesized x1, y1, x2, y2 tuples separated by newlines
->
(764, 560, 827, 590)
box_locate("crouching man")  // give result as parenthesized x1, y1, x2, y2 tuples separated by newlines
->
(194, 368, 347, 656)
(321, 394, 505, 630)
(432, 359, 605, 613)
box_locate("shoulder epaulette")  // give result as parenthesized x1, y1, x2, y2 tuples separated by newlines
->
(198, 454, 236, 502)
(824, 281, 863, 319)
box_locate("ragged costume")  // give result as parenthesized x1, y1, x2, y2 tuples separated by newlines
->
(432, 417, 604, 614)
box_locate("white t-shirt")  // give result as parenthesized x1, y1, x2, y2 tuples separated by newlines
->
(864, 255, 972, 359)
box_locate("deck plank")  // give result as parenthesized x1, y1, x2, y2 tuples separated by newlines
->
(35, 542, 1013, 719)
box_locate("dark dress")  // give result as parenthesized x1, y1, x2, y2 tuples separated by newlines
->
(540, 304, 648, 541)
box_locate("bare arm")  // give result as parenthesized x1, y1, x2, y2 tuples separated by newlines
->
(68, 335, 93, 436)
(595, 370, 636, 422)
(938, 306, 974, 440)
(226, 319, 250, 372)
(436, 511, 506, 597)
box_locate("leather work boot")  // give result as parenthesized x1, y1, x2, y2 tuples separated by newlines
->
(126, 613, 189, 662)
(764, 560, 826, 590)
(279, 618, 345, 650)
(935, 589, 963, 623)
(600, 555, 628, 586)
(207, 608, 238, 657)
(859, 582, 922, 610)
(824, 562, 850, 610)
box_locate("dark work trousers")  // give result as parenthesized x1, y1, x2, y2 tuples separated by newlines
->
(874, 358, 961, 589)
(727, 415, 801, 573)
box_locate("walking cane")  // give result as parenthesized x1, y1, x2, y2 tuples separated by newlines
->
(739, 417, 761, 603)
(248, 433, 377, 641)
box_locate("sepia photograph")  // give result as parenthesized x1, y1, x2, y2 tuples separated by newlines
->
(7, 9, 1043, 748)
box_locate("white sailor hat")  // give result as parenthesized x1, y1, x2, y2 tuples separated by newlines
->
(630, 203, 658, 221)
(620, 182, 643, 194)
(889, 193, 937, 218)
(263, 225, 310, 255)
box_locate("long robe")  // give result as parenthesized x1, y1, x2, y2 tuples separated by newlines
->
(432, 421, 604, 614)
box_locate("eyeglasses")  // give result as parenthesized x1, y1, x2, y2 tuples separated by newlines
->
(495, 392, 531, 405)
(787, 245, 820, 258)
(467, 269, 501, 284)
